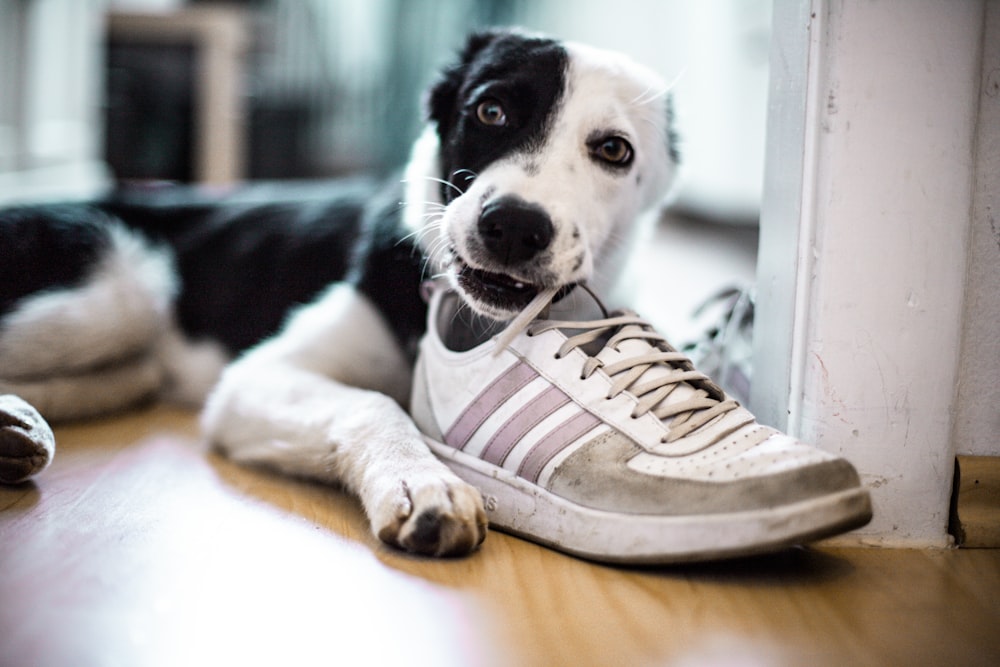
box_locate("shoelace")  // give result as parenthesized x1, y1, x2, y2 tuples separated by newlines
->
(494, 286, 743, 444)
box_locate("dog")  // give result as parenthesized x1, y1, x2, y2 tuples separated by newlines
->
(0, 29, 678, 556)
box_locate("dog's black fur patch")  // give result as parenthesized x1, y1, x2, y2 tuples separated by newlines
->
(0, 178, 428, 357)
(0, 205, 113, 316)
(428, 30, 568, 203)
(105, 180, 422, 354)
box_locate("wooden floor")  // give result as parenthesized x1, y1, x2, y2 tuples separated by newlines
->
(1, 405, 998, 667)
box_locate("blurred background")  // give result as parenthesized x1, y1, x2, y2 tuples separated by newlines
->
(0, 0, 771, 221)
(0, 0, 771, 399)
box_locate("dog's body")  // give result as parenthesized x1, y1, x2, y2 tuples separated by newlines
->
(0, 30, 677, 556)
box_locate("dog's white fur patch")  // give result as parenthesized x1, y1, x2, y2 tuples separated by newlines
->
(402, 126, 446, 243)
(0, 355, 163, 421)
(201, 283, 486, 555)
(201, 283, 415, 471)
(156, 327, 231, 408)
(229, 282, 413, 402)
(0, 224, 176, 378)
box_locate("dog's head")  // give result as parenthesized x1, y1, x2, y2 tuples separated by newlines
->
(405, 29, 679, 319)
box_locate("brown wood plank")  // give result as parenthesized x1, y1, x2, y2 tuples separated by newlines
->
(953, 455, 1000, 548)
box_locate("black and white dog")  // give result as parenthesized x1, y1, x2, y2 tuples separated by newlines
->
(0, 29, 678, 556)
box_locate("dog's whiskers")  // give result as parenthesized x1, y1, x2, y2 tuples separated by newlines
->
(398, 202, 448, 247)
(630, 86, 667, 107)
(418, 232, 454, 279)
(400, 220, 441, 246)
(419, 199, 448, 211)
(423, 234, 449, 260)
(630, 69, 683, 108)
(424, 176, 466, 198)
(452, 169, 478, 184)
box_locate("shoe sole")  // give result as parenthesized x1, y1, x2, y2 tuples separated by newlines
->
(425, 436, 873, 565)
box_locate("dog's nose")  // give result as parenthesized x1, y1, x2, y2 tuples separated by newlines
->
(477, 196, 554, 265)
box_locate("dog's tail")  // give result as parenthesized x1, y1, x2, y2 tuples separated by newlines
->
(0, 207, 177, 421)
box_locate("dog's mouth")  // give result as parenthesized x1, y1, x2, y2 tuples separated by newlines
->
(450, 254, 577, 318)
(455, 258, 540, 313)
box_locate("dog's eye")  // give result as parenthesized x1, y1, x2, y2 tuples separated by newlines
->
(591, 137, 634, 166)
(476, 100, 507, 127)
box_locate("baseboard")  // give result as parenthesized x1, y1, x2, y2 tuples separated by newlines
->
(949, 456, 1000, 548)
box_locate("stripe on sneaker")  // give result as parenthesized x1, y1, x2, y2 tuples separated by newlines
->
(480, 385, 570, 466)
(517, 411, 603, 483)
(441, 357, 605, 483)
(444, 360, 537, 449)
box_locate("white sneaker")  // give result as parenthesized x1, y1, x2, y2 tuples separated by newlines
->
(410, 285, 872, 564)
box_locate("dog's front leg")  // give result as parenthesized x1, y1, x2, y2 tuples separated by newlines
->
(200, 286, 487, 557)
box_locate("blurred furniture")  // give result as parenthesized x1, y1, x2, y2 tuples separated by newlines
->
(106, 7, 250, 184)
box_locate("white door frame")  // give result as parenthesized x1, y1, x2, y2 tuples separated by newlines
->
(751, 0, 985, 547)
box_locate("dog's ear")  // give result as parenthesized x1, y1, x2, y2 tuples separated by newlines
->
(426, 30, 510, 135)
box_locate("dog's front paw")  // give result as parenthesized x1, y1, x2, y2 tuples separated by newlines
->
(0, 395, 56, 484)
(373, 469, 488, 557)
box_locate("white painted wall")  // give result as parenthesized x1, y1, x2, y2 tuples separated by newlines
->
(0, 0, 109, 204)
(752, 0, 986, 547)
(953, 2, 1000, 458)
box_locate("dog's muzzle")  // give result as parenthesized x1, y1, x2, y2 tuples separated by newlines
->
(452, 194, 579, 317)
